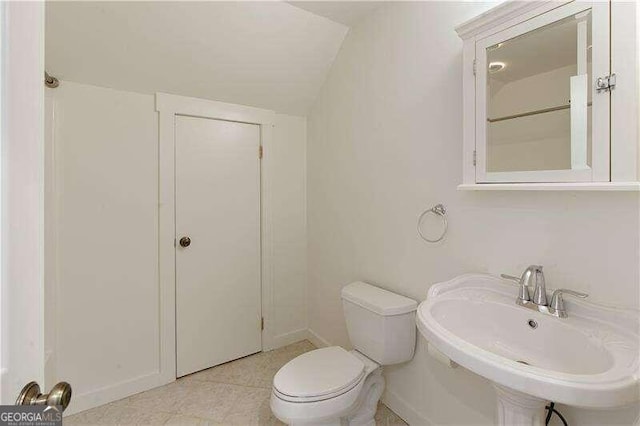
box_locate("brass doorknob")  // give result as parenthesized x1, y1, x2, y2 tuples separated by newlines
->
(179, 236, 191, 247)
(16, 381, 72, 412)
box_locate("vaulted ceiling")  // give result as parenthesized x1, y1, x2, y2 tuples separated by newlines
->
(287, 2, 384, 26)
(45, 1, 375, 115)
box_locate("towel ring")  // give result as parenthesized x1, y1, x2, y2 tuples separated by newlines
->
(417, 204, 447, 243)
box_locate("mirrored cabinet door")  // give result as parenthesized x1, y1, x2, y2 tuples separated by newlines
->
(475, 1, 610, 183)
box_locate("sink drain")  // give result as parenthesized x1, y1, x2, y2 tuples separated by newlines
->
(527, 319, 538, 329)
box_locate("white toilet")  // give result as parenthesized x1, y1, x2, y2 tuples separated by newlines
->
(270, 281, 417, 425)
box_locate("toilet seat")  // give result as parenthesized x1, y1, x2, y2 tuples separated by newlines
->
(273, 347, 366, 402)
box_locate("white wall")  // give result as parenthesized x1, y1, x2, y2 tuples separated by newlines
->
(48, 82, 161, 414)
(272, 115, 308, 346)
(306, 2, 640, 425)
(47, 81, 308, 414)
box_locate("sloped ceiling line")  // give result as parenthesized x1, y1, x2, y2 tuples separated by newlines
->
(46, 1, 359, 115)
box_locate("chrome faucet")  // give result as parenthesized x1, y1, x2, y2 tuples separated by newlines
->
(501, 265, 544, 304)
(501, 265, 588, 319)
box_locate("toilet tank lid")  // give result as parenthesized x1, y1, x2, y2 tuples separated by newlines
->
(341, 282, 417, 316)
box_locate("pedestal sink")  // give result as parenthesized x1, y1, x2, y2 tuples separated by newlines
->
(416, 274, 639, 425)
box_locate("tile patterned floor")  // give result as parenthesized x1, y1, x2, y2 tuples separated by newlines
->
(65, 340, 407, 425)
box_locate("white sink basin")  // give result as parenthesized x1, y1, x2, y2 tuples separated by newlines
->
(417, 274, 639, 422)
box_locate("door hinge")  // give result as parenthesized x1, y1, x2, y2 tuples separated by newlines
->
(473, 59, 477, 76)
(473, 150, 477, 166)
(261, 317, 264, 330)
(259, 146, 263, 159)
(596, 73, 616, 92)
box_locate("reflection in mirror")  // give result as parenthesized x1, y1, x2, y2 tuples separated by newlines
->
(486, 11, 592, 173)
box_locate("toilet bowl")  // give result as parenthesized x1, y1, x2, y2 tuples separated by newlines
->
(270, 282, 417, 425)
(271, 347, 383, 426)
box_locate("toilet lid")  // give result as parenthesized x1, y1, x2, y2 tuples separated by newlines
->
(273, 347, 366, 400)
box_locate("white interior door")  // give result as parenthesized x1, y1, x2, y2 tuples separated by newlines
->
(1, 1, 46, 403)
(175, 115, 262, 377)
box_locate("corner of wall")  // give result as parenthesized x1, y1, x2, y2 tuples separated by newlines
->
(306, 328, 331, 349)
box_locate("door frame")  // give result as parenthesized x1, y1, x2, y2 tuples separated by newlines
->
(155, 93, 276, 383)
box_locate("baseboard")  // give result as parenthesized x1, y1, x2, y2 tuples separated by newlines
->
(271, 328, 309, 350)
(383, 389, 433, 426)
(66, 329, 310, 417)
(306, 328, 331, 348)
(64, 330, 429, 424)
(64, 372, 173, 417)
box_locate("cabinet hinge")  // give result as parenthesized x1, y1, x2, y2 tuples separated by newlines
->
(596, 73, 616, 92)
(473, 150, 477, 166)
(473, 59, 477, 76)
(259, 146, 263, 159)
(261, 317, 264, 330)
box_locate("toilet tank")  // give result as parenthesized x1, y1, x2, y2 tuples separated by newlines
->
(341, 282, 417, 365)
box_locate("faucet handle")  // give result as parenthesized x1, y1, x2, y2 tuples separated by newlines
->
(549, 289, 588, 318)
(500, 274, 531, 302)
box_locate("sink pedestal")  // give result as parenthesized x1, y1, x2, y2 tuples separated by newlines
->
(494, 384, 547, 426)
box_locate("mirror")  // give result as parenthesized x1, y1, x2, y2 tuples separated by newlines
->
(486, 10, 592, 173)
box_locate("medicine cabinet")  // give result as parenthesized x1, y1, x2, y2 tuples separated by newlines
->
(456, 1, 640, 190)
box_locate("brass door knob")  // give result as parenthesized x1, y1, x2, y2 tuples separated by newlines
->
(179, 236, 191, 247)
(16, 381, 72, 412)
